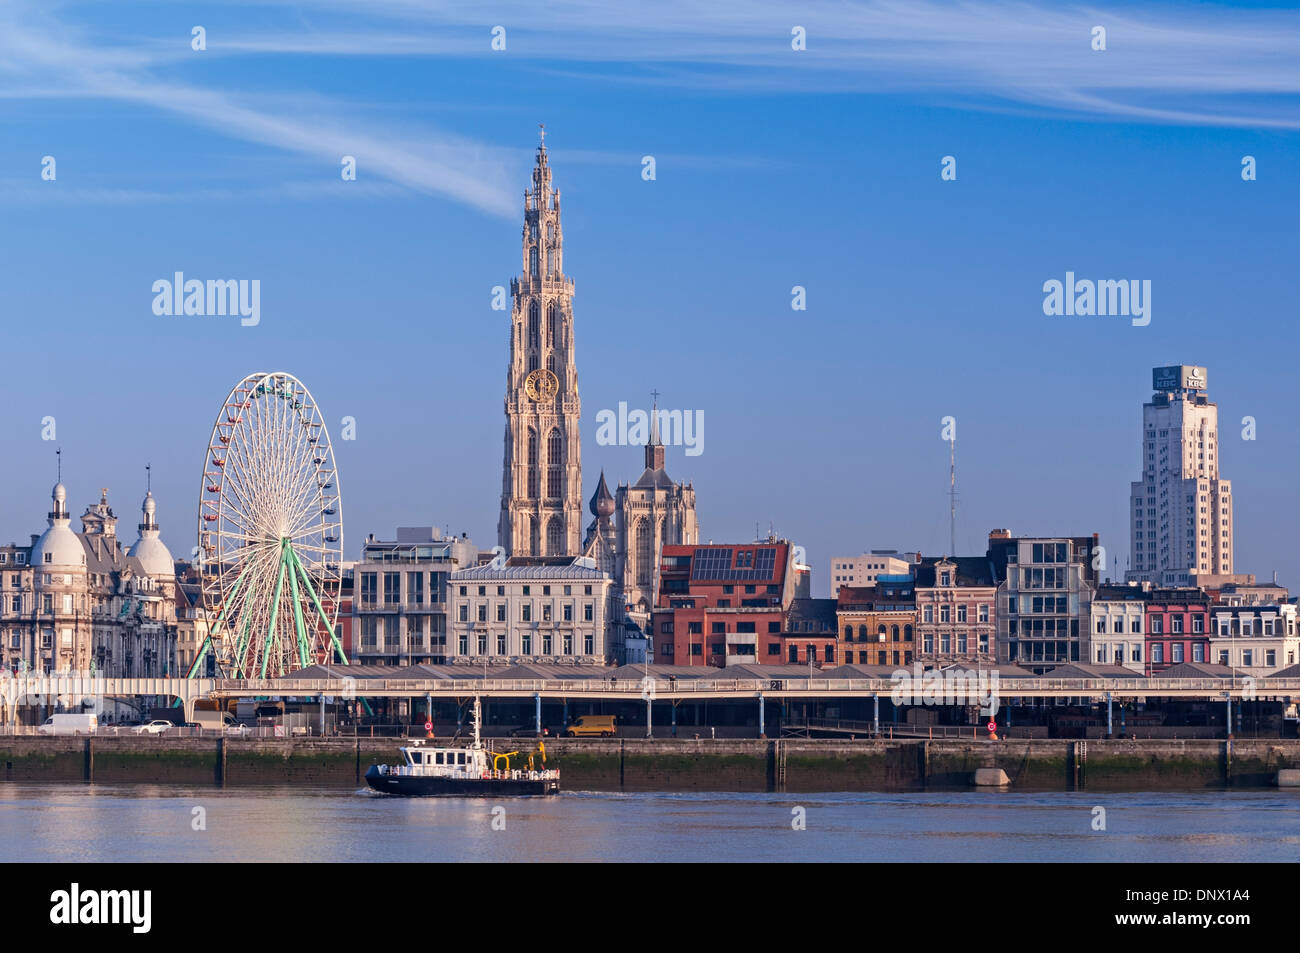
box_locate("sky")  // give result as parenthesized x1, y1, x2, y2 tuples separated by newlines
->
(0, 0, 1298, 598)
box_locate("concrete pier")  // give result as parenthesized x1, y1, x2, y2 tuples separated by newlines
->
(1, 737, 1298, 791)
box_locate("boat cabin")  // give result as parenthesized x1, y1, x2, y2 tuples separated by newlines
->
(375, 743, 489, 778)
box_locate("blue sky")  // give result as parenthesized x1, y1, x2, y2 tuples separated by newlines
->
(1, 0, 1298, 596)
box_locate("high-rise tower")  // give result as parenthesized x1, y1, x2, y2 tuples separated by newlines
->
(498, 128, 583, 556)
(1127, 365, 1233, 586)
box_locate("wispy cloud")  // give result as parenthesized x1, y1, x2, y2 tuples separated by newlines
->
(0, 4, 518, 216)
(194, 0, 1300, 128)
(1, 0, 1297, 217)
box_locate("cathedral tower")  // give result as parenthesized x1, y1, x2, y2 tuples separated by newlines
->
(499, 127, 583, 556)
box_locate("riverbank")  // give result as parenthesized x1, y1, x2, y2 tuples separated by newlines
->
(3, 737, 1300, 790)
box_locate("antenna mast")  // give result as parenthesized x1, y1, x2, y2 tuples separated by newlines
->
(949, 435, 957, 557)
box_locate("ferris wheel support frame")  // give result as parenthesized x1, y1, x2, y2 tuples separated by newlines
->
(190, 371, 346, 680)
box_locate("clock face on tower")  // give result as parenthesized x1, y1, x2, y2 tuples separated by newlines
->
(524, 368, 559, 402)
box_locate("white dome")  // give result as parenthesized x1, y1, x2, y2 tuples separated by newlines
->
(129, 535, 174, 576)
(32, 525, 85, 568)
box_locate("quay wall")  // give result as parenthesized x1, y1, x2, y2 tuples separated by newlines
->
(1, 737, 1298, 791)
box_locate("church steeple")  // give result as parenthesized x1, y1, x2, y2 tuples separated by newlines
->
(645, 390, 665, 472)
(500, 127, 582, 557)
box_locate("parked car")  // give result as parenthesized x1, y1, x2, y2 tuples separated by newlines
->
(132, 719, 174, 735)
(510, 725, 552, 737)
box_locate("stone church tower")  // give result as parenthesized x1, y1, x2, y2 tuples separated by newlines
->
(585, 398, 699, 637)
(498, 128, 583, 557)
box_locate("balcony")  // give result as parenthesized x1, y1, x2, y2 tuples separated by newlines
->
(357, 601, 402, 613)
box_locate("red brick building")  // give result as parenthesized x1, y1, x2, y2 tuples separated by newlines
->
(1144, 589, 1210, 675)
(651, 541, 798, 667)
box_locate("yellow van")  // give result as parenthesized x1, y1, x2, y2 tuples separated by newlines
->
(565, 715, 616, 738)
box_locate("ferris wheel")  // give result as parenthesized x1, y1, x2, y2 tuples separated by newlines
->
(189, 372, 345, 679)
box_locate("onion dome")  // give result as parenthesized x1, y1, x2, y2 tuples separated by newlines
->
(589, 470, 615, 519)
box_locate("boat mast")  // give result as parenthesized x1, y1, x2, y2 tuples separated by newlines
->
(472, 696, 482, 749)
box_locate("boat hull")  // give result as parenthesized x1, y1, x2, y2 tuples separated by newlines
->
(365, 765, 560, 796)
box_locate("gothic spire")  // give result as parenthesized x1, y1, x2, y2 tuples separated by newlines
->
(645, 389, 665, 472)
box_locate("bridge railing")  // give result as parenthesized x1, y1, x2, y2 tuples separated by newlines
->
(202, 676, 1300, 696)
(0, 675, 1295, 700)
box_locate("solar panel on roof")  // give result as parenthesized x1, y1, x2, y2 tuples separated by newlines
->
(689, 545, 780, 581)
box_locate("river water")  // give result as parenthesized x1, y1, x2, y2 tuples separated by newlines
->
(0, 784, 1295, 862)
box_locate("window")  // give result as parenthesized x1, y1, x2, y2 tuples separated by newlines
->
(923, 605, 933, 623)
(521, 605, 531, 622)
(1171, 643, 1183, 663)
(583, 603, 593, 622)
(957, 605, 967, 623)
(546, 430, 564, 501)
(527, 430, 539, 497)
(978, 604, 989, 623)
(497, 604, 506, 623)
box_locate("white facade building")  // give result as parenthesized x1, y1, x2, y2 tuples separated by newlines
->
(829, 551, 915, 597)
(448, 557, 609, 665)
(1208, 604, 1298, 674)
(1089, 583, 1148, 673)
(1128, 366, 1233, 586)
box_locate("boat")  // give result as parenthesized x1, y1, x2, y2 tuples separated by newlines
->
(364, 698, 560, 796)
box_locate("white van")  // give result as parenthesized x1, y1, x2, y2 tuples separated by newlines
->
(193, 710, 244, 733)
(38, 713, 98, 736)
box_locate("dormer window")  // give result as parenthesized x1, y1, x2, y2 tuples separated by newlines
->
(940, 571, 951, 586)
(43, 553, 52, 564)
